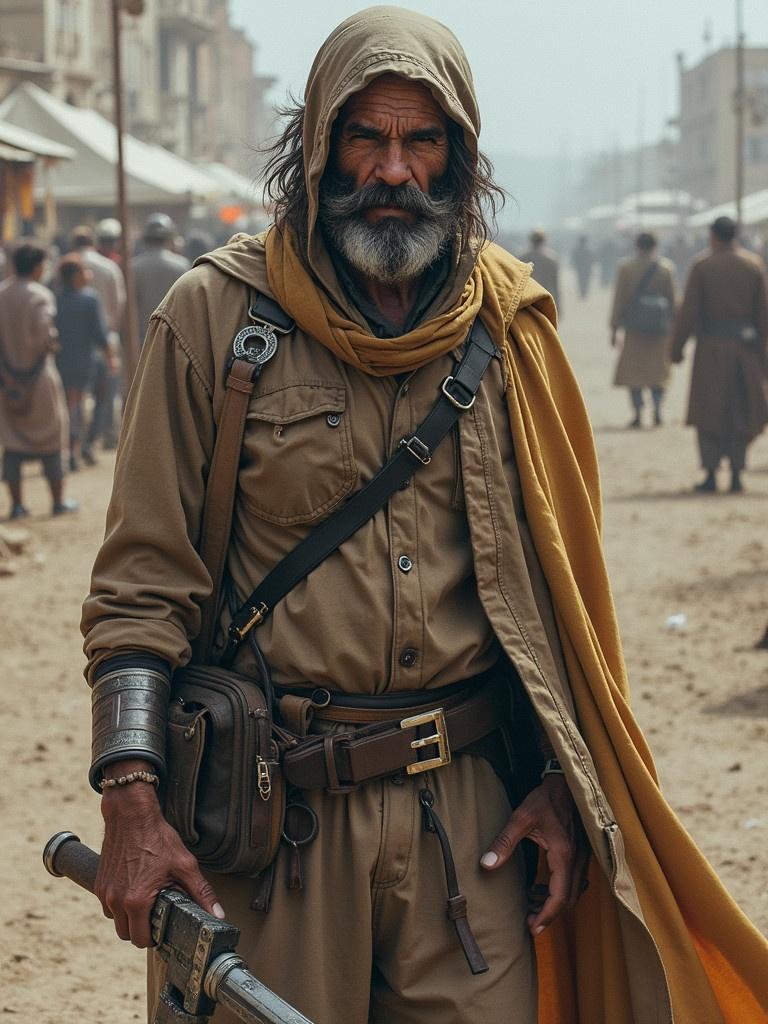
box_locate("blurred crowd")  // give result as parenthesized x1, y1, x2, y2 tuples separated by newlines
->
(522, 219, 768, 651)
(521, 220, 768, 492)
(0, 215, 210, 520)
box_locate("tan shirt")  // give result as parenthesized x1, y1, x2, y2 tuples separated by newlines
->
(80, 247, 126, 334)
(83, 264, 501, 692)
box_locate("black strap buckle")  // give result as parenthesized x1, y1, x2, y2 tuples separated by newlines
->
(399, 435, 432, 465)
(248, 292, 295, 334)
(441, 375, 476, 410)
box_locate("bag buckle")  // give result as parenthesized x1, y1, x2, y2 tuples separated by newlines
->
(230, 602, 269, 641)
(400, 707, 451, 775)
(256, 755, 272, 801)
(399, 434, 432, 465)
(441, 375, 475, 411)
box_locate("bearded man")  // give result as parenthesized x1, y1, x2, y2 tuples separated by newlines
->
(81, 8, 767, 1024)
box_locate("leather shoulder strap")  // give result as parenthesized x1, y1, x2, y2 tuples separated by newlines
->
(631, 260, 659, 303)
(221, 317, 497, 665)
(192, 357, 260, 663)
(193, 290, 294, 662)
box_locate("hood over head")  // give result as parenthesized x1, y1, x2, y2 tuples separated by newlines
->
(199, 7, 549, 329)
(301, 5, 481, 291)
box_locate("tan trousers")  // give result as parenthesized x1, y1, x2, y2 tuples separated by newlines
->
(148, 754, 537, 1024)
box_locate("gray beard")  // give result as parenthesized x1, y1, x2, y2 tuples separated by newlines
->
(319, 181, 458, 284)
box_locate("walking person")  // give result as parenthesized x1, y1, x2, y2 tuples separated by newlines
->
(671, 215, 768, 493)
(610, 232, 676, 428)
(130, 214, 190, 345)
(521, 229, 561, 313)
(571, 234, 594, 299)
(96, 218, 123, 266)
(54, 254, 111, 471)
(0, 242, 76, 518)
(80, 9, 767, 1024)
(597, 235, 618, 287)
(69, 225, 126, 458)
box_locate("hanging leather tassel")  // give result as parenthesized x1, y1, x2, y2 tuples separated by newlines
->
(287, 841, 303, 891)
(419, 787, 489, 975)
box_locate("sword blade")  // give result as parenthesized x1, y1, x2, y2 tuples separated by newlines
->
(218, 967, 313, 1024)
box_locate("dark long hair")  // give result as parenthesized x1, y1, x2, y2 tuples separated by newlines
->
(260, 97, 506, 249)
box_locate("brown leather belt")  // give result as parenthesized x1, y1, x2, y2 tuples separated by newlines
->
(283, 682, 509, 792)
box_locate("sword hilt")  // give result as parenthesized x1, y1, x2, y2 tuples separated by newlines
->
(43, 831, 99, 893)
(43, 832, 316, 1024)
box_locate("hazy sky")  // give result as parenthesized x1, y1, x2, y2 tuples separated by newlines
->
(230, 0, 768, 158)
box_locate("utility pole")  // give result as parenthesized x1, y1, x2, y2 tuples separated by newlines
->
(111, 0, 142, 384)
(735, 0, 745, 233)
(636, 87, 645, 227)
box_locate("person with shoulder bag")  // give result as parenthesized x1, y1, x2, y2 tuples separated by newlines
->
(81, 10, 768, 1024)
(609, 231, 676, 428)
(0, 241, 77, 519)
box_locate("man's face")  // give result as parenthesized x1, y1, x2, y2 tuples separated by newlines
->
(319, 74, 460, 285)
(334, 74, 449, 222)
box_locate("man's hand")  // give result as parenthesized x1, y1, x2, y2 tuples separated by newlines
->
(480, 774, 589, 936)
(96, 759, 224, 948)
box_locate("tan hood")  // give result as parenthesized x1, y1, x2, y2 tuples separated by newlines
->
(200, 5, 511, 324)
(199, 6, 555, 332)
(301, 5, 481, 293)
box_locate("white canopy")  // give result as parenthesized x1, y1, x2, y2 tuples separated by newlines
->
(0, 83, 226, 206)
(688, 189, 768, 228)
(0, 119, 75, 162)
(200, 162, 259, 203)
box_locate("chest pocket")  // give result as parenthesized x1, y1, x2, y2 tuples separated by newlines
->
(239, 381, 357, 525)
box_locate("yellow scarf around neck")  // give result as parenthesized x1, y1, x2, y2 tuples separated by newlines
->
(266, 225, 768, 1023)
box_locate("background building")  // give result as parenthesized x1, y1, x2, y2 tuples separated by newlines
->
(677, 45, 768, 206)
(0, 0, 274, 175)
(0, 0, 97, 107)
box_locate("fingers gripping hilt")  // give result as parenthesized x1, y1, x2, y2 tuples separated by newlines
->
(42, 833, 314, 1024)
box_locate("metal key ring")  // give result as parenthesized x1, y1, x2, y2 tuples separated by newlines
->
(281, 801, 319, 847)
(232, 323, 278, 365)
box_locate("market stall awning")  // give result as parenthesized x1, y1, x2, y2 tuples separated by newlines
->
(0, 119, 75, 162)
(0, 142, 33, 162)
(200, 162, 258, 203)
(688, 189, 768, 228)
(0, 83, 226, 206)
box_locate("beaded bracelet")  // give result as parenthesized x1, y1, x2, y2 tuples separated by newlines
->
(98, 770, 160, 790)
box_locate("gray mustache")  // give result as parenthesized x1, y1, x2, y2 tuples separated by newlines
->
(321, 183, 455, 221)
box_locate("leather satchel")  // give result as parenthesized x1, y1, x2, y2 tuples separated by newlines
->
(164, 301, 293, 878)
(166, 665, 284, 875)
(621, 261, 671, 335)
(0, 346, 48, 416)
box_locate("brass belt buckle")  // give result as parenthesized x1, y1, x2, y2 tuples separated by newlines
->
(400, 707, 451, 775)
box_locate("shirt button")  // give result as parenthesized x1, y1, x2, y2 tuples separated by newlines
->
(397, 555, 413, 573)
(326, 413, 341, 427)
(399, 648, 418, 667)
(400, 383, 409, 397)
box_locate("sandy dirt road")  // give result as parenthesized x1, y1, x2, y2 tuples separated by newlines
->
(1, 274, 766, 1021)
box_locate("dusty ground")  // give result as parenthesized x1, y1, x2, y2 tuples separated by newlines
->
(0, 274, 766, 1021)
